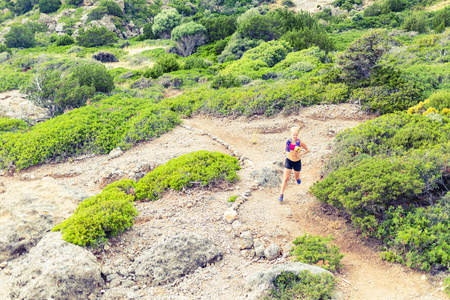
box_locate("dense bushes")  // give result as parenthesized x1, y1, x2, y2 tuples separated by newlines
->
(0, 118, 28, 132)
(53, 182, 138, 246)
(0, 95, 180, 169)
(39, 0, 61, 13)
(92, 51, 118, 63)
(76, 26, 117, 47)
(267, 271, 335, 300)
(312, 108, 450, 271)
(4, 25, 35, 49)
(290, 234, 344, 272)
(135, 151, 240, 201)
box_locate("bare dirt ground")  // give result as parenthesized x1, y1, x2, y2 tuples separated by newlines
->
(0, 97, 447, 299)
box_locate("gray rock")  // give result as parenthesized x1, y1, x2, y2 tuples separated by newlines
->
(264, 244, 280, 260)
(255, 245, 265, 257)
(121, 279, 135, 288)
(246, 262, 332, 299)
(0, 177, 82, 261)
(252, 167, 280, 188)
(133, 232, 223, 286)
(240, 231, 254, 249)
(101, 288, 128, 300)
(109, 147, 123, 159)
(9, 232, 102, 300)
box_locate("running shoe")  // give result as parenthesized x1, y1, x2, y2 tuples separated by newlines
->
(278, 194, 284, 202)
(297, 179, 301, 184)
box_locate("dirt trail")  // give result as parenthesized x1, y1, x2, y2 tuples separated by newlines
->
(0, 103, 447, 299)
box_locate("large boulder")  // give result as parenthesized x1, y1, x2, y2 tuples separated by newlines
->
(246, 262, 332, 299)
(251, 167, 280, 188)
(134, 232, 223, 286)
(0, 177, 87, 261)
(9, 232, 103, 299)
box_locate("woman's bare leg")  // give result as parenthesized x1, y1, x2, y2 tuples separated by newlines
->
(280, 168, 291, 195)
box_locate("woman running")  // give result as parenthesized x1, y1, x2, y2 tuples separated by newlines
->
(279, 126, 309, 202)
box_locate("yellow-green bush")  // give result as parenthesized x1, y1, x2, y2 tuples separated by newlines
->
(53, 186, 138, 247)
(135, 151, 240, 200)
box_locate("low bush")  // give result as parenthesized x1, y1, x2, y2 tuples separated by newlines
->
(56, 34, 75, 46)
(210, 74, 241, 89)
(39, 0, 61, 13)
(0, 66, 30, 92)
(290, 234, 344, 272)
(53, 184, 138, 247)
(0, 118, 28, 132)
(266, 271, 335, 300)
(183, 57, 208, 70)
(76, 26, 117, 47)
(135, 151, 240, 201)
(0, 95, 180, 169)
(445, 276, 450, 296)
(242, 40, 291, 68)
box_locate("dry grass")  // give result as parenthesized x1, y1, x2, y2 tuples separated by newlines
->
(426, 0, 450, 11)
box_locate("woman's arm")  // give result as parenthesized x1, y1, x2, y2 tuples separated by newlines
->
(300, 140, 309, 157)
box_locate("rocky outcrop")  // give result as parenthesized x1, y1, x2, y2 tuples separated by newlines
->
(0, 177, 87, 261)
(9, 232, 103, 300)
(134, 232, 223, 286)
(246, 262, 333, 299)
(250, 167, 281, 188)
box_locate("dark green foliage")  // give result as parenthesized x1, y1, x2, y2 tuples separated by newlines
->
(403, 12, 427, 34)
(53, 184, 138, 247)
(217, 36, 262, 63)
(183, 57, 208, 70)
(21, 70, 95, 116)
(378, 195, 450, 271)
(333, 0, 362, 11)
(135, 151, 240, 201)
(323, 113, 450, 175)
(12, 0, 32, 14)
(290, 234, 344, 272)
(267, 271, 335, 300)
(72, 62, 115, 93)
(76, 26, 117, 47)
(432, 7, 450, 33)
(336, 29, 391, 82)
(199, 15, 237, 42)
(39, 0, 61, 13)
(281, 26, 334, 53)
(210, 74, 241, 89)
(214, 39, 228, 55)
(383, 0, 406, 13)
(237, 13, 285, 42)
(364, 3, 382, 17)
(142, 22, 157, 40)
(0, 66, 30, 92)
(56, 34, 75, 46)
(87, 6, 108, 22)
(243, 40, 291, 68)
(4, 25, 35, 49)
(0, 118, 28, 132)
(145, 54, 180, 78)
(0, 95, 180, 169)
(100, 0, 124, 17)
(0, 44, 12, 55)
(312, 157, 424, 218)
(281, 0, 295, 7)
(66, 0, 83, 5)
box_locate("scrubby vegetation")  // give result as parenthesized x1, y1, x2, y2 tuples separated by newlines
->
(53, 151, 239, 246)
(266, 270, 336, 300)
(135, 150, 240, 200)
(290, 234, 344, 272)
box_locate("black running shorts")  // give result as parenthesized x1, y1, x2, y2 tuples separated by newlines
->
(284, 158, 301, 171)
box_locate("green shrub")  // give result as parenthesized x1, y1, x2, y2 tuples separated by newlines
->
(72, 62, 115, 93)
(227, 195, 237, 202)
(199, 15, 237, 43)
(4, 25, 35, 49)
(290, 234, 344, 272)
(87, 6, 108, 22)
(444, 275, 450, 296)
(39, 0, 61, 13)
(217, 35, 262, 63)
(214, 39, 228, 55)
(135, 151, 240, 201)
(0, 44, 12, 55)
(76, 26, 117, 47)
(243, 40, 291, 68)
(311, 157, 424, 218)
(0, 66, 30, 92)
(289, 61, 316, 73)
(0, 118, 28, 132)
(56, 34, 75, 46)
(267, 271, 335, 300)
(210, 74, 242, 89)
(220, 58, 269, 79)
(156, 54, 179, 72)
(53, 186, 138, 247)
(66, 0, 83, 5)
(183, 57, 208, 70)
(0, 95, 180, 169)
(100, 0, 123, 17)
